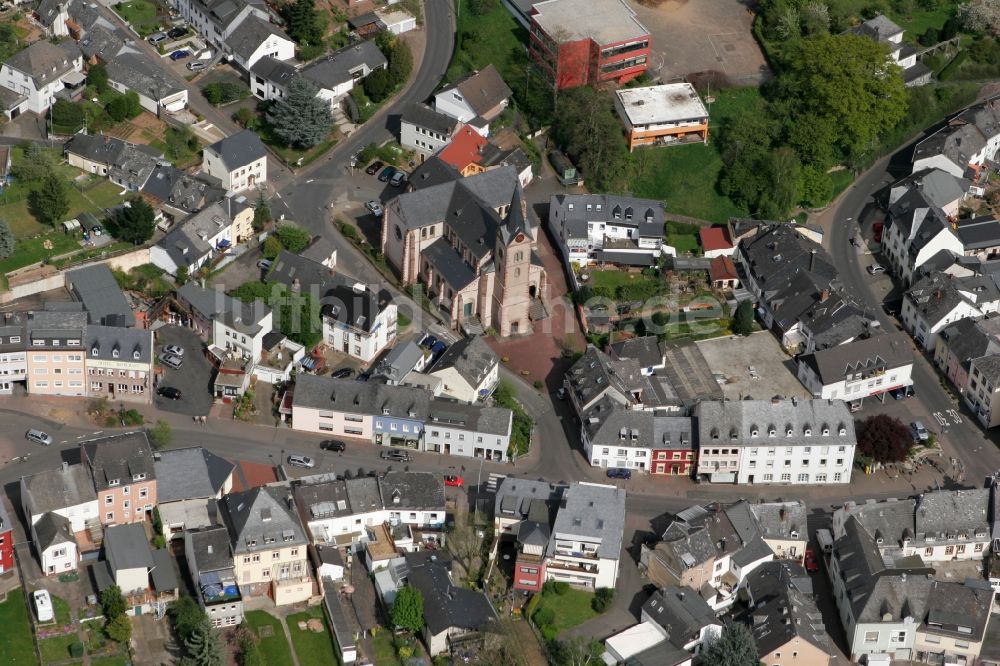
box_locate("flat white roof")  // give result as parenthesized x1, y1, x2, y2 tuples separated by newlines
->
(374, 8, 414, 26)
(604, 621, 667, 660)
(531, 0, 648, 46)
(615, 83, 709, 125)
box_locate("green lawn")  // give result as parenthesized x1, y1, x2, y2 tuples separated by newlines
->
(50, 594, 72, 626)
(245, 611, 294, 665)
(0, 588, 39, 664)
(829, 169, 855, 201)
(666, 220, 701, 254)
(286, 607, 339, 666)
(586, 270, 662, 302)
(589, 270, 647, 292)
(886, 4, 958, 43)
(453, 0, 526, 81)
(39, 634, 80, 664)
(112, 0, 162, 36)
(631, 87, 760, 224)
(371, 629, 402, 666)
(535, 589, 598, 633)
(0, 232, 82, 277)
(89, 656, 128, 666)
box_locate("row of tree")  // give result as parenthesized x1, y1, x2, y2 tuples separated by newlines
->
(363, 31, 414, 103)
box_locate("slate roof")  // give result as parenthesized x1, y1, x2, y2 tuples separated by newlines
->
(407, 555, 498, 635)
(641, 586, 720, 649)
(750, 583, 831, 657)
(345, 477, 382, 514)
(106, 51, 184, 102)
(150, 548, 178, 592)
(695, 398, 855, 448)
(881, 168, 970, 211)
(300, 40, 386, 89)
(177, 283, 271, 334)
(205, 130, 267, 171)
(914, 96, 1000, 169)
(401, 102, 459, 135)
(566, 345, 669, 410)
(226, 15, 289, 60)
(852, 13, 903, 41)
(249, 55, 297, 88)
(155, 447, 235, 503)
(187, 525, 235, 572)
(938, 315, 1000, 369)
(739, 222, 837, 295)
(972, 353, 1000, 384)
(440, 64, 512, 117)
(408, 156, 462, 190)
(105, 523, 154, 571)
(955, 215, 1000, 250)
(906, 271, 1000, 326)
(320, 273, 391, 334)
(924, 581, 994, 642)
(549, 193, 663, 239)
(426, 401, 512, 436)
(798, 331, 913, 386)
(428, 335, 497, 389)
(379, 471, 446, 510)
(67, 264, 135, 327)
(79, 23, 131, 61)
(84, 325, 152, 365)
(609, 336, 663, 369)
(141, 163, 226, 213)
(421, 237, 476, 290)
(657, 503, 743, 568)
(34, 512, 75, 551)
(915, 488, 990, 539)
(582, 398, 654, 450)
(548, 482, 625, 560)
(294, 474, 354, 521)
(266, 249, 333, 293)
(293, 374, 431, 421)
(22, 465, 97, 516)
(4, 40, 80, 87)
(220, 484, 308, 554)
(372, 341, 426, 384)
(494, 477, 565, 521)
(82, 432, 156, 492)
(744, 560, 813, 604)
(750, 501, 807, 541)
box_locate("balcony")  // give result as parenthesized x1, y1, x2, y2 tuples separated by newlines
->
(554, 547, 599, 560)
(546, 560, 599, 575)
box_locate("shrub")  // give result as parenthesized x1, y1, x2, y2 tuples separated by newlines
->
(540, 624, 559, 642)
(201, 81, 249, 106)
(592, 587, 614, 612)
(532, 380, 544, 390)
(523, 591, 542, 619)
(533, 607, 555, 627)
(553, 581, 570, 595)
(69, 642, 84, 658)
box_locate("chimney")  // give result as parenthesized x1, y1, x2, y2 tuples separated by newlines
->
(62, 461, 68, 471)
(820, 289, 830, 302)
(809, 250, 816, 272)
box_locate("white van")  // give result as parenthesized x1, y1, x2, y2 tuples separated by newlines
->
(816, 528, 834, 554)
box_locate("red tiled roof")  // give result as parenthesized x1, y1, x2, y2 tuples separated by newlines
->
(437, 126, 488, 169)
(709, 255, 739, 282)
(231, 460, 278, 492)
(700, 226, 733, 251)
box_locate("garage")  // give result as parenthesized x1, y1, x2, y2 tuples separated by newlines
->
(375, 8, 416, 35)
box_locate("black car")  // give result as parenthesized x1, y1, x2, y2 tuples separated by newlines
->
(378, 165, 397, 182)
(321, 439, 347, 452)
(331, 367, 354, 379)
(167, 26, 187, 39)
(157, 386, 182, 400)
(365, 160, 383, 175)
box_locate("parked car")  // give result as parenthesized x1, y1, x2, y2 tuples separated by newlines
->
(187, 61, 208, 72)
(804, 547, 819, 573)
(390, 170, 407, 187)
(163, 345, 185, 357)
(331, 367, 354, 379)
(287, 455, 316, 469)
(169, 49, 191, 60)
(380, 448, 411, 462)
(365, 160, 383, 175)
(444, 474, 464, 487)
(891, 385, 915, 400)
(365, 200, 384, 217)
(33, 590, 53, 622)
(867, 263, 886, 275)
(420, 335, 438, 349)
(429, 341, 447, 362)
(378, 166, 396, 183)
(160, 353, 183, 369)
(258, 259, 273, 270)
(606, 467, 632, 480)
(167, 26, 187, 39)
(873, 221, 885, 244)
(147, 32, 167, 44)
(157, 387, 182, 400)
(26, 429, 53, 446)
(911, 421, 929, 441)
(320, 439, 346, 452)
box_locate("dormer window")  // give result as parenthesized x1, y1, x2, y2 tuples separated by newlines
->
(108, 479, 120, 487)
(382, 407, 390, 415)
(710, 428, 719, 440)
(112, 347, 119, 359)
(91, 346, 99, 357)
(133, 349, 141, 360)
(804, 428, 812, 436)
(133, 473, 145, 481)
(786, 428, 794, 437)
(768, 428, 776, 437)
(839, 425, 847, 436)
(750, 428, 759, 437)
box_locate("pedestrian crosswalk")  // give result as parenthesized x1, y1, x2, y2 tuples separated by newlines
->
(485, 472, 506, 493)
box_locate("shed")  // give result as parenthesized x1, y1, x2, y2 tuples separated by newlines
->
(62, 218, 81, 233)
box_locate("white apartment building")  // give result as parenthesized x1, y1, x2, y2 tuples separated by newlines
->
(902, 272, 1000, 350)
(423, 403, 511, 462)
(321, 279, 397, 364)
(0, 313, 26, 394)
(545, 483, 626, 590)
(0, 40, 84, 117)
(399, 103, 460, 159)
(547, 194, 667, 268)
(696, 399, 855, 485)
(965, 355, 1000, 428)
(201, 130, 268, 195)
(796, 331, 913, 402)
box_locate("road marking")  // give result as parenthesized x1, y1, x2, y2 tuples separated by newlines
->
(932, 412, 948, 427)
(948, 409, 963, 424)
(306, 179, 314, 184)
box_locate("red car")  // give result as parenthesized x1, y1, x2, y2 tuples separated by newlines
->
(444, 475, 464, 488)
(804, 547, 819, 573)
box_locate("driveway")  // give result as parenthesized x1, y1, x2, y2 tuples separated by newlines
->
(153, 326, 215, 417)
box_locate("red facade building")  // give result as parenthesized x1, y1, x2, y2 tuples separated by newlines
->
(0, 499, 14, 574)
(529, 0, 651, 90)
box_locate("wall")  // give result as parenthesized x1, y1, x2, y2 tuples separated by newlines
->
(291, 404, 373, 439)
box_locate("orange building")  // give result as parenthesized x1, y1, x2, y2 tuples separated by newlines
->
(81, 432, 157, 526)
(614, 83, 709, 152)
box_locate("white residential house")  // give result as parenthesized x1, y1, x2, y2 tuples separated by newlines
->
(852, 14, 931, 87)
(796, 331, 914, 402)
(901, 272, 1000, 350)
(695, 399, 856, 485)
(299, 41, 387, 107)
(912, 97, 1000, 177)
(424, 335, 499, 403)
(0, 40, 84, 117)
(547, 194, 667, 268)
(34, 512, 79, 575)
(321, 278, 397, 364)
(168, 0, 267, 47)
(176, 283, 273, 364)
(150, 199, 255, 276)
(965, 355, 1000, 428)
(248, 56, 297, 101)
(224, 15, 295, 72)
(544, 483, 626, 590)
(422, 403, 512, 462)
(433, 64, 512, 130)
(106, 51, 188, 115)
(201, 130, 268, 195)
(882, 202, 963, 286)
(0, 313, 26, 395)
(399, 102, 460, 160)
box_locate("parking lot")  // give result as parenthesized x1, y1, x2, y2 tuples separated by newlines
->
(152, 326, 215, 417)
(697, 330, 810, 401)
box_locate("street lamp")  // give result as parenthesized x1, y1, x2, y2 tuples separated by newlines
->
(477, 456, 485, 490)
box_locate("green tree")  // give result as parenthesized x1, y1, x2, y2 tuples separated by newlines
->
(101, 586, 128, 619)
(262, 234, 282, 259)
(469, 0, 499, 15)
(757, 146, 801, 219)
(798, 165, 834, 207)
(552, 86, 633, 192)
(165, 125, 199, 161)
(282, 0, 326, 45)
(88, 63, 109, 93)
(701, 623, 759, 666)
(201, 82, 249, 106)
(391, 585, 424, 632)
(732, 300, 754, 336)
(591, 587, 614, 612)
(51, 99, 85, 132)
(107, 94, 130, 121)
(149, 419, 173, 449)
(253, 192, 271, 232)
(181, 618, 224, 666)
(717, 101, 781, 213)
(265, 76, 333, 149)
(778, 33, 908, 160)
(275, 222, 311, 253)
(233, 106, 258, 130)
(0, 218, 15, 259)
(363, 68, 393, 102)
(29, 172, 70, 225)
(105, 613, 132, 644)
(169, 596, 207, 642)
(124, 91, 142, 118)
(105, 196, 156, 244)
(14, 144, 53, 182)
(550, 637, 604, 666)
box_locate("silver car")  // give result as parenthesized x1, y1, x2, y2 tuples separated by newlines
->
(26, 429, 53, 446)
(163, 344, 184, 357)
(380, 448, 410, 462)
(147, 32, 167, 44)
(287, 455, 316, 469)
(160, 353, 183, 369)
(187, 61, 209, 72)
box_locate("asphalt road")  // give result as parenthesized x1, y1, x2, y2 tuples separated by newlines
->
(828, 151, 1000, 486)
